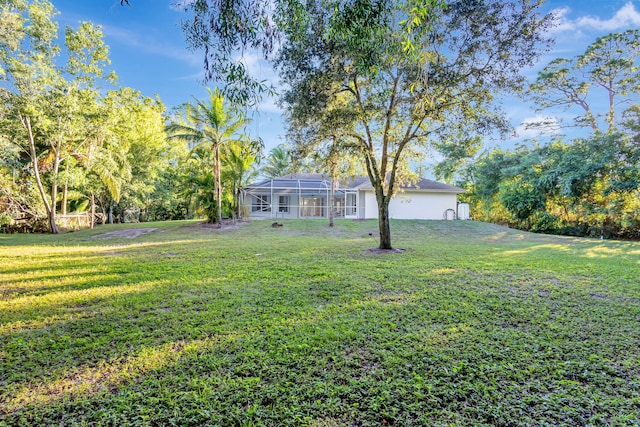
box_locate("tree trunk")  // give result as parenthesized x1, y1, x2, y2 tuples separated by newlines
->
(216, 150, 222, 224)
(607, 77, 615, 133)
(47, 210, 59, 234)
(22, 115, 59, 234)
(234, 188, 242, 220)
(49, 128, 63, 231)
(90, 193, 96, 229)
(61, 160, 69, 215)
(61, 181, 68, 215)
(329, 165, 336, 227)
(377, 199, 392, 249)
(50, 158, 59, 227)
(328, 186, 335, 227)
(214, 144, 223, 224)
(376, 192, 393, 249)
(60, 161, 69, 215)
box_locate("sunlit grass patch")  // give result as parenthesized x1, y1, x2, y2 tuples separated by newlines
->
(1, 280, 166, 317)
(1, 219, 639, 426)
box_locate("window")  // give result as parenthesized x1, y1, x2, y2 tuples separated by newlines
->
(252, 195, 270, 212)
(279, 195, 289, 213)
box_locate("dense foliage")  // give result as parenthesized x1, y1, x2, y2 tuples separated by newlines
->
(462, 134, 640, 238)
(0, 0, 170, 232)
(0, 0, 262, 232)
(441, 30, 640, 239)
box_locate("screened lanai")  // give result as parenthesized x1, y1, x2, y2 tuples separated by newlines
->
(242, 174, 362, 219)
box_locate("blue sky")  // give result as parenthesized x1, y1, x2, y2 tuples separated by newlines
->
(51, 0, 640, 154)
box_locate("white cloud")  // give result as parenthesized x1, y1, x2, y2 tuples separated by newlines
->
(514, 116, 561, 139)
(230, 51, 283, 113)
(577, 2, 640, 31)
(551, 2, 640, 33)
(174, 70, 206, 82)
(549, 7, 578, 33)
(233, 51, 279, 85)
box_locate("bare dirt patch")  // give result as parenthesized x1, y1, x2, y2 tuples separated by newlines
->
(190, 219, 249, 231)
(92, 228, 158, 239)
(368, 247, 412, 254)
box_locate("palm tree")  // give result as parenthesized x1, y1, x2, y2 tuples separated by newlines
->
(261, 144, 292, 178)
(222, 139, 263, 219)
(167, 88, 250, 224)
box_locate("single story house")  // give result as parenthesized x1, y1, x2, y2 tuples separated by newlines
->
(243, 173, 468, 220)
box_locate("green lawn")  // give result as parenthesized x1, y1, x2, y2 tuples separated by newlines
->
(1, 219, 639, 426)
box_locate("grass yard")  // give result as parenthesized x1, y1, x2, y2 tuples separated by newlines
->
(1, 219, 639, 426)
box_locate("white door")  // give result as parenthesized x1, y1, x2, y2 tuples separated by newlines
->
(345, 192, 357, 218)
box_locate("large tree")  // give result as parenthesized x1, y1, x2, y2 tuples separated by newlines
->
(75, 88, 166, 225)
(176, 0, 552, 248)
(287, 89, 364, 227)
(277, 0, 552, 248)
(0, 0, 115, 233)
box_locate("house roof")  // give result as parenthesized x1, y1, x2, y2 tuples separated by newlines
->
(351, 177, 465, 193)
(245, 174, 465, 194)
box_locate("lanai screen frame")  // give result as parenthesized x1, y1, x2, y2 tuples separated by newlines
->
(243, 178, 358, 219)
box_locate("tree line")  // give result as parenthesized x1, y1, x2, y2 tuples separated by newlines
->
(440, 30, 640, 239)
(0, 0, 282, 233)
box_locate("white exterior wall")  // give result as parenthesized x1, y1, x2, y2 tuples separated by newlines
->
(357, 191, 367, 219)
(361, 191, 379, 219)
(390, 192, 458, 219)
(360, 190, 459, 220)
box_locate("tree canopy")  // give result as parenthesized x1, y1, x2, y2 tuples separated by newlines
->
(1, 1, 172, 231)
(280, 0, 552, 248)
(0, 0, 117, 233)
(528, 29, 640, 134)
(177, 0, 553, 248)
(0, 0, 267, 233)
(443, 29, 640, 239)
